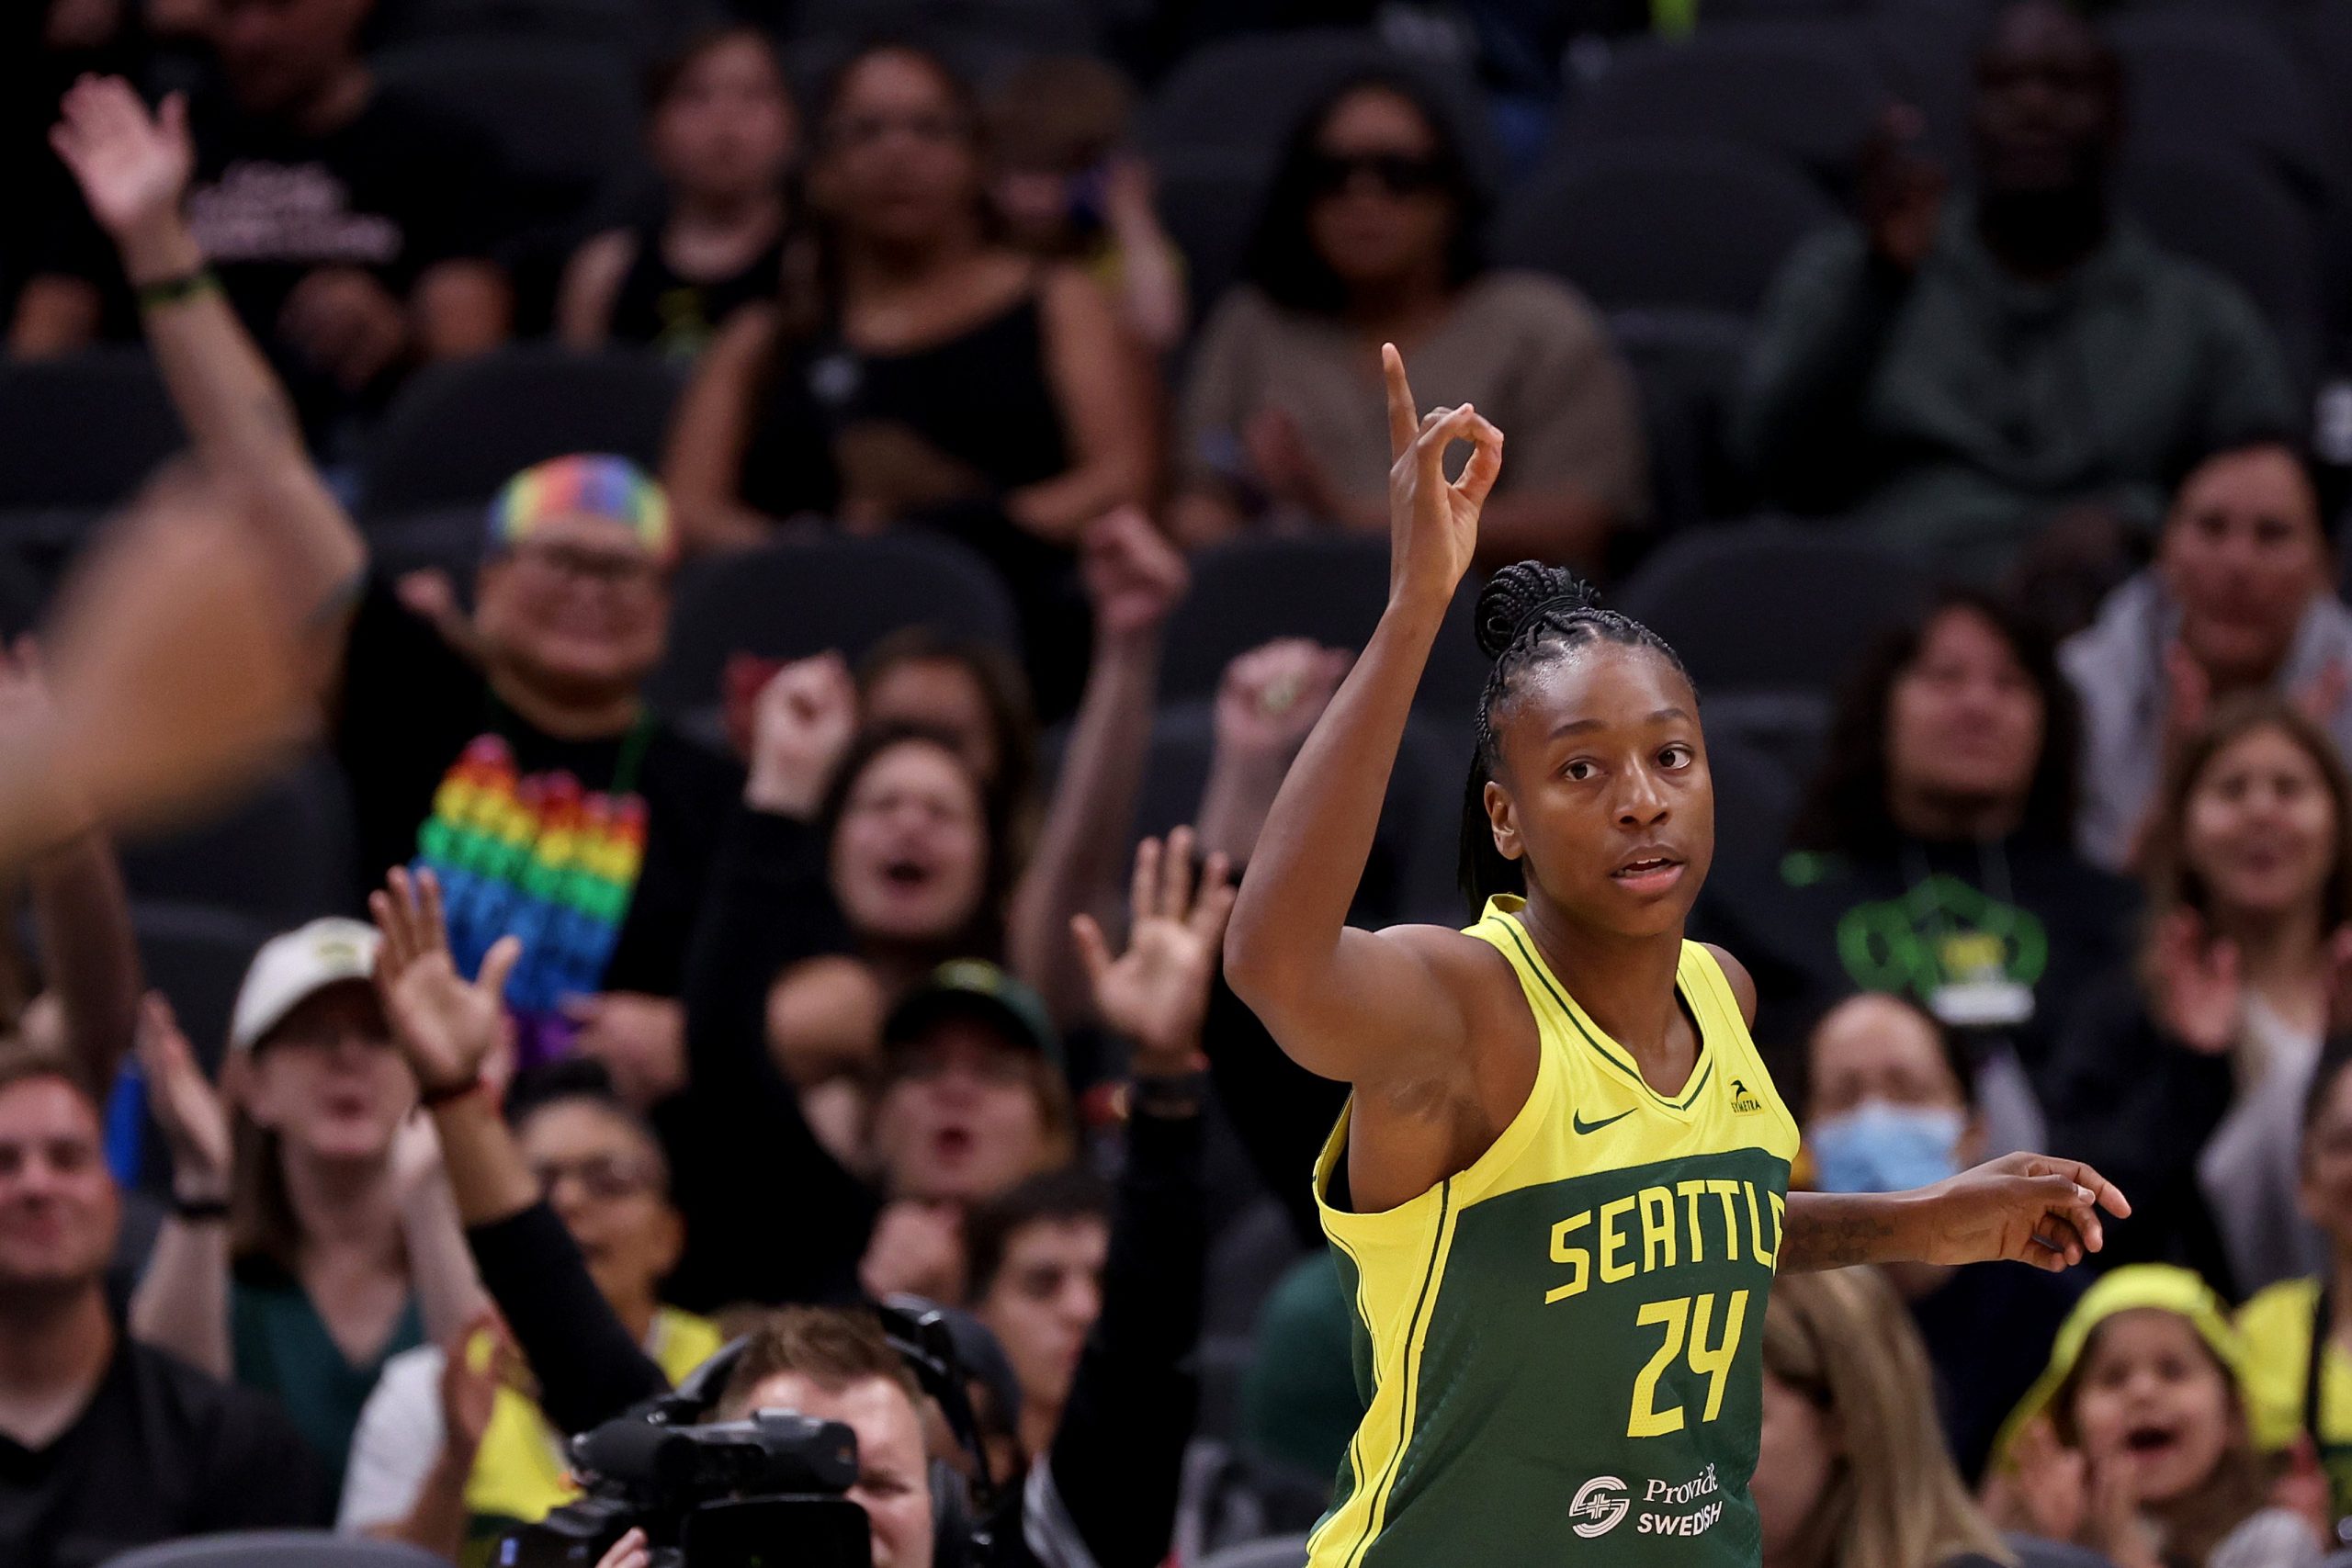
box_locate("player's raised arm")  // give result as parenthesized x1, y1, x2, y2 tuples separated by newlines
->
(51, 76, 365, 635)
(1223, 346, 1503, 1086)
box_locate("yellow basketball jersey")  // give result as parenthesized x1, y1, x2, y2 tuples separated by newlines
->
(458, 1306, 725, 1564)
(1308, 896, 1801, 1568)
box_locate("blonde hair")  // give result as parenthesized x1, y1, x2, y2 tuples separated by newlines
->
(1764, 1269, 2014, 1568)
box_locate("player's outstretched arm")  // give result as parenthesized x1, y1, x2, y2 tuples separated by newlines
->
(1781, 1155, 2132, 1273)
(1223, 346, 1505, 1087)
(51, 76, 365, 633)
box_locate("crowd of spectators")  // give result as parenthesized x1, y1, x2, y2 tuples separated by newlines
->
(7, 0, 2352, 1566)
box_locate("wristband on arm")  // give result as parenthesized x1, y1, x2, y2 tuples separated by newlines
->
(134, 268, 220, 310)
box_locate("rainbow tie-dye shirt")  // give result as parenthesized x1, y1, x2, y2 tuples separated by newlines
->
(413, 733, 650, 1068)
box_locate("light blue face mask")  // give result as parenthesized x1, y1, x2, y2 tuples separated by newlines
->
(1807, 1100, 1967, 1194)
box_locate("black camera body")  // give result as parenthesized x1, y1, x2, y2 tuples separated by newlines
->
(497, 1303, 1000, 1568)
(499, 1409, 870, 1568)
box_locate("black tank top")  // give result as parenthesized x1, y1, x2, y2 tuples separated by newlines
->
(737, 288, 1069, 523)
(606, 217, 786, 364)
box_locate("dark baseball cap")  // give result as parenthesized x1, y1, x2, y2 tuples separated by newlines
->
(882, 960, 1062, 1071)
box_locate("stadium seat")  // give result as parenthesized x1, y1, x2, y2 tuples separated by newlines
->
(644, 531, 1022, 727)
(2118, 144, 2325, 388)
(1611, 520, 1929, 695)
(104, 1531, 448, 1568)
(1608, 307, 1756, 531)
(1197, 1535, 1311, 1568)
(790, 0, 1103, 57)
(132, 902, 277, 1073)
(1117, 701, 1464, 929)
(0, 350, 185, 510)
(1156, 535, 1487, 724)
(1494, 141, 1838, 316)
(1156, 150, 1271, 321)
(1557, 29, 1887, 194)
(1139, 29, 1499, 190)
(2106, 11, 2343, 205)
(357, 346, 684, 515)
(118, 758, 361, 925)
(1706, 725, 1801, 869)
(370, 39, 644, 230)
(369, 0, 662, 56)
(364, 506, 491, 591)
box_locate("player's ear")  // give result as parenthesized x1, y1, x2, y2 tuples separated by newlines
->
(1483, 779, 1521, 863)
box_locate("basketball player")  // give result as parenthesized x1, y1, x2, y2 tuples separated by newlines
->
(1223, 348, 2127, 1567)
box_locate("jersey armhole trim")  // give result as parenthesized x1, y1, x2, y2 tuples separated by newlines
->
(1340, 1176, 1456, 1568)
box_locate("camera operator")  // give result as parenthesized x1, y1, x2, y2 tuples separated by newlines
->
(368, 836, 1216, 1568)
(596, 1308, 941, 1568)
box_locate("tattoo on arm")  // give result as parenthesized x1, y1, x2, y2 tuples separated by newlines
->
(1778, 1192, 1902, 1273)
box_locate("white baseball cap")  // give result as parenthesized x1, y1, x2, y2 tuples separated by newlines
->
(229, 917, 381, 1053)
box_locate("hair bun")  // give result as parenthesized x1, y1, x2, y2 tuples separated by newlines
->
(1474, 562, 1598, 660)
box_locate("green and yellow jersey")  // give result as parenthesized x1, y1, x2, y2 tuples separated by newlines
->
(1309, 896, 1802, 1568)
(460, 1307, 724, 1565)
(2237, 1278, 2352, 1521)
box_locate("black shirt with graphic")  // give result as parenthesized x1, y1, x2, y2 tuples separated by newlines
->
(1690, 832, 2139, 1096)
(0, 1335, 330, 1568)
(43, 83, 506, 419)
(333, 579, 741, 1057)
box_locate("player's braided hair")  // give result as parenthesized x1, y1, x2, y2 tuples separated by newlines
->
(1458, 563, 1692, 911)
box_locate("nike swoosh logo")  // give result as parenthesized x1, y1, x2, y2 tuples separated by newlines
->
(1572, 1108, 1635, 1136)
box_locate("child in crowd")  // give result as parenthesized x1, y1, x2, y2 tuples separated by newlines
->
(1988, 1264, 2328, 1568)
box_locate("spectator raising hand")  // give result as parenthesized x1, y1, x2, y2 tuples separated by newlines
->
(1073, 827, 1237, 1068)
(745, 651, 861, 819)
(48, 76, 190, 250)
(137, 992, 229, 1209)
(370, 867, 522, 1100)
(1196, 639, 1351, 867)
(1009, 508, 1189, 1026)
(1080, 506, 1191, 644)
(2146, 908, 2243, 1055)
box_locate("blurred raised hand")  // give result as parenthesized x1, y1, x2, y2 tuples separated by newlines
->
(137, 991, 230, 1203)
(368, 867, 520, 1095)
(2148, 908, 2241, 1055)
(50, 75, 190, 243)
(1073, 827, 1236, 1069)
(744, 651, 860, 819)
(1081, 506, 1189, 642)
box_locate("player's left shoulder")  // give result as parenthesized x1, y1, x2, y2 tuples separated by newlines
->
(1694, 942, 1758, 1029)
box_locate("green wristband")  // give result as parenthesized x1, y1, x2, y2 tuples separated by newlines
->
(134, 268, 220, 310)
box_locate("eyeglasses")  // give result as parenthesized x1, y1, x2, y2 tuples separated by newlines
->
(1306, 151, 1445, 198)
(508, 540, 662, 590)
(531, 1155, 659, 1202)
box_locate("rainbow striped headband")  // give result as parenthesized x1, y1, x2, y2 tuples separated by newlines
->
(488, 455, 675, 563)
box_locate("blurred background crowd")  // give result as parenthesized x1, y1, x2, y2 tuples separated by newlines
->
(10, 0, 2352, 1564)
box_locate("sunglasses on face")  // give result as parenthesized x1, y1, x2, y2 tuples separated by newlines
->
(1306, 151, 1445, 198)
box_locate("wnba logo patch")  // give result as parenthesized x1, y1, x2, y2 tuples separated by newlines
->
(1568, 1476, 1630, 1539)
(1729, 1078, 1763, 1115)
